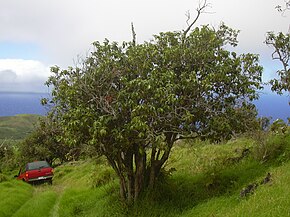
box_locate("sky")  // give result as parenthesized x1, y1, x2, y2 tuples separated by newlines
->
(0, 0, 289, 93)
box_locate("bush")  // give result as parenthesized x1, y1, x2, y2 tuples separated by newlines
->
(0, 140, 19, 172)
(270, 119, 288, 134)
(252, 132, 290, 163)
(0, 173, 8, 183)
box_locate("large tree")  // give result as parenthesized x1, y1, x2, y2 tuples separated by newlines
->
(45, 21, 262, 202)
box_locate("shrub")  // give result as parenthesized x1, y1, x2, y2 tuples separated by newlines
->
(252, 132, 290, 163)
(0, 173, 8, 183)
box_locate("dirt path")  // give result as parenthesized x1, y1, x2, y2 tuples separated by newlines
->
(49, 184, 65, 217)
(17, 183, 65, 217)
(50, 194, 61, 217)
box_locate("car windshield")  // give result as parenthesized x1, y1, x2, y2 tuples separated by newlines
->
(26, 161, 50, 171)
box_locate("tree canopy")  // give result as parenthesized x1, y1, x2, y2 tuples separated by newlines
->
(45, 23, 263, 202)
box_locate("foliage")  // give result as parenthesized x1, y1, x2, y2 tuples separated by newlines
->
(270, 118, 288, 133)
(0, 140, 18, 172)
(18, 117, 75, 165)
(45, 23, 262, 202)
(257, 116, 271, 131)
(265, 32, 290, 94)
(0, 173, 8, 182)
(251, 130, 290, 164)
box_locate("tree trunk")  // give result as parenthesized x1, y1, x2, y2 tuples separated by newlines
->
(134, 148, 146, 201)
(119, 174, 127, 201)
(125, 150, 134, 203)
(106, 155, 128, 201)
(148, 134, 176, 189)
(106, 134, 176, 203)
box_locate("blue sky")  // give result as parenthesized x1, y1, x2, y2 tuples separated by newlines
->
(0, 0, 289, 93)
(0, 42, 40, 60)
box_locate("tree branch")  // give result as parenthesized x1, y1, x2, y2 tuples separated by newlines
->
(183, 0, 210, 39)
(131, 22, 136, 46)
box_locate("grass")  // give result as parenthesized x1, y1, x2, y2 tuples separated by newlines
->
(12, 191, 57, 217)
(0, 180, 33, 217)
(58, 185, 123, 217)
(181, 161, 290, 217)
(0, 132, 289, 217)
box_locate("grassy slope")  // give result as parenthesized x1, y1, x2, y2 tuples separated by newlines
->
(0, 180, 33, 217)
(0, 135, 289, 217)
(0, 114, 41, 140)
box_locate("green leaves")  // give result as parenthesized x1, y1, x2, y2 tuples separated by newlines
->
(46, 24, 263, 147)
(265, 32, 290, 94)
(42, 23, 265, 202)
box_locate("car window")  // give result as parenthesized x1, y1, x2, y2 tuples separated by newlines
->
(27, 161, 50, 171)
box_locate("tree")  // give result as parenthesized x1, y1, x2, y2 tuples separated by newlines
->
(265, 2, 290, 103)
(265, 32, 290, 94)
(45, 19, 262, 202)
(19, 117, 75, 165)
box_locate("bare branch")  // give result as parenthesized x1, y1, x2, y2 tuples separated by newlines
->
(131, 22, 136, 46)
(183, 0, 211, 38)
(185, 10, 191, 26)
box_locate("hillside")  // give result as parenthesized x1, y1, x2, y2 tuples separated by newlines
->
(0, 133, 289, 217)
(0, 114, 41, 140)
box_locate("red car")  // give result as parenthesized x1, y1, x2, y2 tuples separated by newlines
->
(16, 161, 53, 184)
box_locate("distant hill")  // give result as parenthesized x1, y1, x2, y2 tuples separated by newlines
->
(0, 114, 41, 140)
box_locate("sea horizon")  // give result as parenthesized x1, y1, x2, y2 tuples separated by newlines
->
(0, 91, 289, 123)
(0, 92, 49, 117)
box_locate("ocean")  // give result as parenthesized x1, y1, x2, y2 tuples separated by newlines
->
(255, 92, 289, 122)
(0, 92, 48, 116)
(0, 92, 289, 122)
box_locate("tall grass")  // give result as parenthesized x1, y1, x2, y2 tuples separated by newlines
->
(0, 132, 289, 217)
(12, 191, 57, 217)
(181, 160, 290, 217)
(58, 184, 124, 217)
(0, 180, 33, 217)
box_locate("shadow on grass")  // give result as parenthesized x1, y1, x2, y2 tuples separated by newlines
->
(127, 160, 272, 217)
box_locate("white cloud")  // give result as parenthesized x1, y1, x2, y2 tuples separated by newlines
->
(0, 59, 50, 92)
(1, 0, 288, 68)
(0, 69, 17, 83)
(0, 0, 288, 92)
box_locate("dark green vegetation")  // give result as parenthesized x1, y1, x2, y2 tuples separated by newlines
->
(0, 132, 289, 217)
(44, 20, 263, 201)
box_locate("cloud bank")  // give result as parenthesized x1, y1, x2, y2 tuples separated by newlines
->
(0, 0, 288, 92)
(0, 59, 50, 93)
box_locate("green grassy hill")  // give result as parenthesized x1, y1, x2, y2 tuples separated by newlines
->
(0, 114, 41, 140)
(0, 133, 289, 217)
